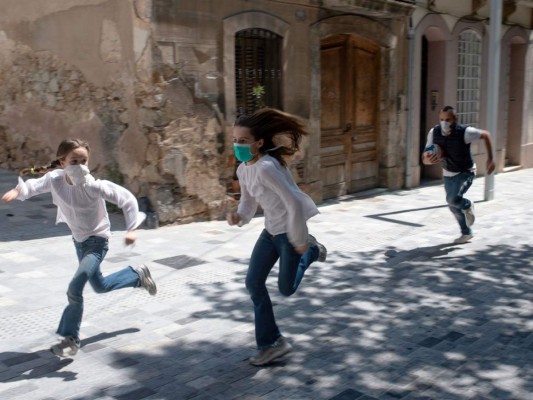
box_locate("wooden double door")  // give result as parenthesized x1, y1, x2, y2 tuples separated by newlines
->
(320, 34, 381, 199)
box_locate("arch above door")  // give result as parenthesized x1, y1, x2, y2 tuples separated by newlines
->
(223, 12, 289, 121)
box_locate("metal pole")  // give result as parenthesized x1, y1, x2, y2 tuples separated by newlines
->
(484, 0, 502, 201)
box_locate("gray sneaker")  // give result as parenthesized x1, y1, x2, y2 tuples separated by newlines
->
(249, 336, 293, 366)
(464, 202, 475, 227)
(454, 234, 473, 244)
(134, 264, 157, 295)
(51, 336, 80, 357)
(308, 234, 327, 262)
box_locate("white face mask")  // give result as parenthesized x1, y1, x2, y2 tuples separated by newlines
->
(64, 164, 90, 186)
(440, 121, 452, 133)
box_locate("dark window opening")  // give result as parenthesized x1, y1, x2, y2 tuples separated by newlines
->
(235, 29, 282, 116)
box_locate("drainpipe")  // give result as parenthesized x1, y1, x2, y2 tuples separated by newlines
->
(484, 0, 502, 201)
(405, 17, 415, 189)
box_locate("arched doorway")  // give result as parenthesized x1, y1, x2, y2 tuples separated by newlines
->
(320, 34, 381, 199)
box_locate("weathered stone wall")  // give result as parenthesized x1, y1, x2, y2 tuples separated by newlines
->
(0, 0, 135, 175)
(134, 73, 229, 224)
(152, 0, 417, 203)
(0, 0, 414, 224)
(0, 26, 127, 176)
(0, 0, 231, 224)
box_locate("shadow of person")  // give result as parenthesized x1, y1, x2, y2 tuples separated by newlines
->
(1, 350, 76, 382)
(384, 243, 458, 266)
(1, 328, 140, 383)
(81, 327, 140, 347)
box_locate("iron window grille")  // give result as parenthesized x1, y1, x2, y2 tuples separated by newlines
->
(456, 30, 482, 126)
(235, 29, 282, 116)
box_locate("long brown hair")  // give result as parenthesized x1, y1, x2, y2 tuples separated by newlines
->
(234, 108, 309, 167)
(20, 139, 90, 176)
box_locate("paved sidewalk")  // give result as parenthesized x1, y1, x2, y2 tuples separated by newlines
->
(0, 168, 532, 400)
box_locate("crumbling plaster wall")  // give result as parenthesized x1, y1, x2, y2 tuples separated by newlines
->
(0, 0, 229, 224)
(0, 0, 133, 175)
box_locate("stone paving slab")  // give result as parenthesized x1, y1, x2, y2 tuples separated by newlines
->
(0, 169, 532, 399)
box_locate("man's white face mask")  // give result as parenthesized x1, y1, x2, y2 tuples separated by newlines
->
(64, 164, 90, 186)
(440, 121, 452, 133)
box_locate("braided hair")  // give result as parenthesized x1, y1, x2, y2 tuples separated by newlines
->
(20, 139, 90, 176)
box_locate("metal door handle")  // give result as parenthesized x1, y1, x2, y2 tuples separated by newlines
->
(343, 123, 352, 132)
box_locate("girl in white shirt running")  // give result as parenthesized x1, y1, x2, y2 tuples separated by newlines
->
(226, 108, 327, 366)
(1, 139, 156, 357)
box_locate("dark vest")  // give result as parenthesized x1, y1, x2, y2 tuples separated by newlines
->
(432, 124, 474, 173)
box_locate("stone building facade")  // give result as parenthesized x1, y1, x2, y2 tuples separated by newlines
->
(1, 0, 532, 225)
(410, 0, 533, 184)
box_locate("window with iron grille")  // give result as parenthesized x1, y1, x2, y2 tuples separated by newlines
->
(235, 29, 282, 116)
(456, 30, 482, 126)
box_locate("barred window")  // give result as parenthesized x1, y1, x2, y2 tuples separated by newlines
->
(456, 30, 482, 126)
(235, 29, 282, 116)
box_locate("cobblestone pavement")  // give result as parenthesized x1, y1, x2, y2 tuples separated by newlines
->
(0, 168, 532, 400)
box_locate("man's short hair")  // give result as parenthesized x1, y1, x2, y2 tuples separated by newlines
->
(442, 105, 455, 114)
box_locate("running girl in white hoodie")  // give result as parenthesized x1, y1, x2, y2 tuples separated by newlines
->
(226, 109, 327, 366)
(1, 139, 156, 357)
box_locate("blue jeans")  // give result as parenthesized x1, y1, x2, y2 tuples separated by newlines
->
(245, 229, 319, 349)
(56, 236, 140, 339)
(443, 171, 475, 235)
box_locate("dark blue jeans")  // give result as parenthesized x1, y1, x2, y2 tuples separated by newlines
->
(245, 229, 319, 349)
(443, 171, 475, 235)
(56, 236, 140, 339)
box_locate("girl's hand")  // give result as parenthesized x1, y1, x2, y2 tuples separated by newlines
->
(125, 230, 137, 246)
(226, 212, 241, 226)
(1, 188, 20, 203)
(294, 244, 309, 255)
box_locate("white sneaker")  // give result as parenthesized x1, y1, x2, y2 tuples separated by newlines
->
(51, 336, 80, 357)
(308, 235, 327, 262)
(464, 202, 475, 227)
(249, 336, 293, 366)
(454, 234, 473, 244)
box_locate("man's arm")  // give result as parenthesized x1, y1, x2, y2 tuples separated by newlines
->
(480, 130, 495, 174)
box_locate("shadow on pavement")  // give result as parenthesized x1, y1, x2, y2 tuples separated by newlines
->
(364, 204, 449, 227)
(0, 350, 76, 382)
(31, 243, 533, 400)
(0, 328, 141, 390)
(384, 243, 459, 265)
(81, 328, 141, 348)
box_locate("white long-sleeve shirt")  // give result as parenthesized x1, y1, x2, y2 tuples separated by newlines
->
(236, 155, 319, 248)
(16, 170, 145, 242)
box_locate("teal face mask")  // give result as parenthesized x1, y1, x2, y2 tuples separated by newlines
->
(233, 143, 255, 162)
